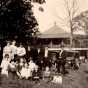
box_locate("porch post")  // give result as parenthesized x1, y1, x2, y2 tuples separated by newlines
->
(50, 40, 53, 48)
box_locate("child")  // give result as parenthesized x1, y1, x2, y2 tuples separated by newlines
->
(20, 63, 32, 79)
(51, 73, 62, 84)
(28, 59, 37, 72)
(32, 65, 40, 83)
(8, 60, 17, 79)
(16, 58, 24, 79)
(17, 58, 24, 73)
(1, 54, 10, 77)
(9, 60, 17, 71)
(19, 58, 24, 67)
(43, 66, 51, 82)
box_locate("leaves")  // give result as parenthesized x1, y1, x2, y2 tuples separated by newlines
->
(72, 10, 88, 33)
(0, 0, 38, 39)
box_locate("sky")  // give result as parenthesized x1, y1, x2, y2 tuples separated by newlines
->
(32, 0, 88, 33)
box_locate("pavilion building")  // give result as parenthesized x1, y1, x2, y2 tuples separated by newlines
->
(37, 23, 71, 48)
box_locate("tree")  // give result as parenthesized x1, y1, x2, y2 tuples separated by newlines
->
(0, 0, 38, 39)
(63, 0, 78, 47)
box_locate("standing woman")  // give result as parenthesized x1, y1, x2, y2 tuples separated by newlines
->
(1, 41, 12, 77)
(10, 40, 17, 61)
(3, 41, 12, 62)
(16, 43, 26, 63)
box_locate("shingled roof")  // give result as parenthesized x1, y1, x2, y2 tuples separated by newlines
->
(38, 24, 71, 38)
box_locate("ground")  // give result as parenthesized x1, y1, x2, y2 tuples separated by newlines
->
(0, 62, 88, 88)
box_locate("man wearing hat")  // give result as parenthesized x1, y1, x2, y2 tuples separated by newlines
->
(56, 48, 66, 74)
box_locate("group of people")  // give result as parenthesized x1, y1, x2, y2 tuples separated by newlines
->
(0, 39, 81, 83)
(0, 40, 56, 82)
(1, 40, 27, 77)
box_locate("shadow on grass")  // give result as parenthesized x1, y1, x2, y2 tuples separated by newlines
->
(86, 76, 88, 82)
(0, 75, 35, 88)
(84, 70, 88, 74)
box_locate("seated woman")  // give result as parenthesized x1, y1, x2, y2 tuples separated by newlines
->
(8, 60, 17, 79)
(20, 63, 32, 79)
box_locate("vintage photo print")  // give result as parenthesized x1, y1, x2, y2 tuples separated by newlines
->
(0, 0, 88, 88)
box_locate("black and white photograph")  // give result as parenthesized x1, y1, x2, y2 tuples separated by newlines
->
(0, 0, 88, 88)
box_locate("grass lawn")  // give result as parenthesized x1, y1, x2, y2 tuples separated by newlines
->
(0, 63, 88, 88)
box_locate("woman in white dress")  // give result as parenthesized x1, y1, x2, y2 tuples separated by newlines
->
(1, 54, 10, 77)
(16, 43, 26, 63)
(1, 41, 12, 77)
(20, 63, 32, 79)
(3, 41, 12, 62)
(10, 40, 17, 61)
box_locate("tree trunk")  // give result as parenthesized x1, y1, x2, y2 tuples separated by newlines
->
(70, 22, 73, 47)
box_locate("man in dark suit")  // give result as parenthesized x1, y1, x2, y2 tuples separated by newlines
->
(56, 48, 66, 74)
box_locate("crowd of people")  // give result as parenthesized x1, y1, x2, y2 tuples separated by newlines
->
(0, 40, 56, 82)
(0, 39, 86, 83)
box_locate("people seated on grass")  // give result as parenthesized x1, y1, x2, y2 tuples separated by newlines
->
(20, 63, 32, 79)
(16, 57, 38, 80)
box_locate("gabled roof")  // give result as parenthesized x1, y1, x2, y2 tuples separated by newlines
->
(38, 24, 71, 38)
(43, 24, 66, 34)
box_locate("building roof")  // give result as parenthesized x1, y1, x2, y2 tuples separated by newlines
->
(38, 23, 71, 38)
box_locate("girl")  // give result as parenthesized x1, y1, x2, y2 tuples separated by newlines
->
(20, 63, 32, 79)
(43, 66, 51, 82)
(1, 54, 10, 77)
(32, 65, 40, 83)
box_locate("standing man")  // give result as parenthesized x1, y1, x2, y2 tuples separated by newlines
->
(56, 48, 66, 74)
(25, 41, 31, 62)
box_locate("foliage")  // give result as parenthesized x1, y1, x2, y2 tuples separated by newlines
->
(73, 10, 88, 33)
(0, 0, 38, 39)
